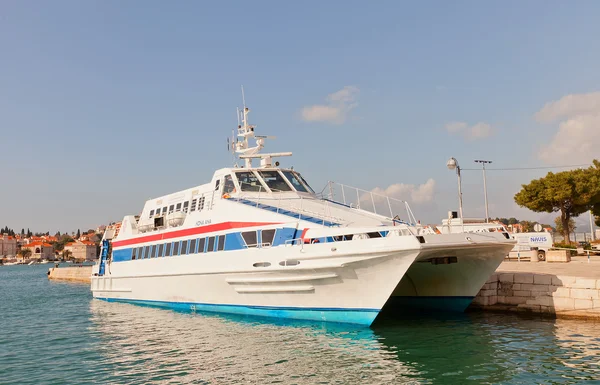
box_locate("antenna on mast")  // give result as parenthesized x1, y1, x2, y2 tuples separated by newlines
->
(241, 85, 246, 110)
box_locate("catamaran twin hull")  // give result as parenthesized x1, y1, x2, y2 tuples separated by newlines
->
(92, 231, 513, 326)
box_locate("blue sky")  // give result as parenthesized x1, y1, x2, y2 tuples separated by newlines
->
(2, 1, 600, 233)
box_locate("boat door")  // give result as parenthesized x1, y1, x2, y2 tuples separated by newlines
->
(98, 239, 110, 276)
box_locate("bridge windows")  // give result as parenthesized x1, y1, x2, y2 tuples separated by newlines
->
(223, 175, 236, 194)
(176, 203, 182, 212)
(258, 171, 292, 192)
(281, 171, 308, 193)
(190, 198, 197, 212)
(183, 201, 189, 213)
(149, 209, 155, 218)
(235, 171, 266, 192)
(198, 197, 205, 211)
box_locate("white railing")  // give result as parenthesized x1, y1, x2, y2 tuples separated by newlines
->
(319, 181, 419, 225)
(235, 190, 344, 227)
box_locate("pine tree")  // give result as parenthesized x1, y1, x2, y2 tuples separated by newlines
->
(76, 229, 81, 239)
(21, 228, 25, 235)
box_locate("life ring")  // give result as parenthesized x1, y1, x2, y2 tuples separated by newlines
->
(310, 238, 320, 244)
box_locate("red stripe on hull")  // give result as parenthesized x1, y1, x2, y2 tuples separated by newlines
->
(112, 221, 281, 248)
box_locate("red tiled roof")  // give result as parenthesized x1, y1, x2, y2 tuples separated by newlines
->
(22, 241, 52, 248)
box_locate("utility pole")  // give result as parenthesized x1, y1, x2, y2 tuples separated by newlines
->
(474, 160, 492, 223)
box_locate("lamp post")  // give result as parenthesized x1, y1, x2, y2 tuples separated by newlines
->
(446, 157, 464, 232)
(474, 159, 492, 223)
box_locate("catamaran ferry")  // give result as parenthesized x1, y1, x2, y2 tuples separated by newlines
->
(92, 99, 515, 326)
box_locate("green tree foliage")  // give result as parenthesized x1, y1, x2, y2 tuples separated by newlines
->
(76, 229, 81, 239)
(18, 248, 32, 260)
(508, 218, 519, 225)
(515, 161, 600, 243)
(519, 220, 534, 232)
(52, 235, 75, 252)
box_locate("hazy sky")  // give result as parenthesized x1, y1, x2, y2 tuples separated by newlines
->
(2, 1, 600, 233)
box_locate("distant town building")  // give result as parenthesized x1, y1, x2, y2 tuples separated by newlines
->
(64, 240, 97, 261)
(0, 234, 17, 258)
(21, 241, 54, 260)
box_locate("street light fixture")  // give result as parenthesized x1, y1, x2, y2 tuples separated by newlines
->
(446, 157, 464, 231)
(474, 159, 492, 223)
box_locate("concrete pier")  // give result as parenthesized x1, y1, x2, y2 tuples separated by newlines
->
(471, 256, 600, 319)
(47, 265, 92, 283)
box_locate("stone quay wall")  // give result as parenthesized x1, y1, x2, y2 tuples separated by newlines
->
(472, 272, 600, 318)
(47, 265, 92, 284)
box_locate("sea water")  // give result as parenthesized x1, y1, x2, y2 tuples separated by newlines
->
(1, 264, 599, 384)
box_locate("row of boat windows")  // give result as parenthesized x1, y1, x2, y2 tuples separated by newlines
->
(132, 235, 225, 259)
(129, 229, 278, 260)
(148, 197, 206, 218)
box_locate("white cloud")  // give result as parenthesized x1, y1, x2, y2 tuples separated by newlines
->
(445, 121, 494, 141)
(301, 86, 359, 125)
(368, 179, 436, 204)
(445, 121, 467, 133)
(535, 92, 600, 123)
(536, 92, 600, 163)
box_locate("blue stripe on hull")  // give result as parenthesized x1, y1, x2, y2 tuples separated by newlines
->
(95, 297, 380, 326)
(386, 296, 475, 312)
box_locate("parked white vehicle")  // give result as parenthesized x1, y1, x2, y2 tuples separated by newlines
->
(438, 216, 553, 260)
(511, 232, 554, 261)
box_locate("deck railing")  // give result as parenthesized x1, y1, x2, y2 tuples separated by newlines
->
(319, 181, 419, 225)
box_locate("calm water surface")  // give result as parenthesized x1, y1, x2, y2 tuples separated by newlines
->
(1, 265, 599, 384)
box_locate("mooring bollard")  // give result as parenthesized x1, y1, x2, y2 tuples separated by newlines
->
(588, 250, 591, 263)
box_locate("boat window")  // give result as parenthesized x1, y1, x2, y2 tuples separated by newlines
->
(173, 242, 180, 256)
(258, 171, 292, 192)
(137, 247, 143, 259)
(165, 242, 172, 256)
(143, 246, 149, 259)
(150, 245, 156, 258)
(149, 209, 155, 218)
(261, 229, 276, 246)
(181, 240, 188, 255)
(169, 205, 174, 214)
(242, 231, 258, 247)
(198, 237, 206, 253)
(154, 216, 164, 228)
(189, 238, 197, 254)
(215, 180, 220, 191)
(223, 175, 236, 194)
(158, 244, 164, 257)
(183, 201, 189, 213)
(207, 236, 215, 252)
(190, 199, 197, 212)
(294, 172, 315, 193)
(198, 197, 205, 211)
(235, 171, 266, 192)
(131, 248, 137, 260)
(281, 171, 308, 193)
(217, 235, 225, 251)
(176, 203, 182, 212)
(162, 207, 167, 215)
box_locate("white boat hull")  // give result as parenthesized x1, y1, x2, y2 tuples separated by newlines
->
(389, 243, 509, 312)
(92, 241, 421, 326)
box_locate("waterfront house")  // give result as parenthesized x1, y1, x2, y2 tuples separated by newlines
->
(21, 241, 54, 260)
(64, 240, 97, 261)
(0, 234, 17, 259)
